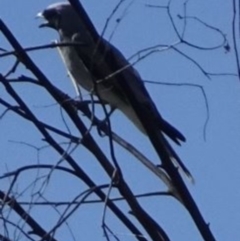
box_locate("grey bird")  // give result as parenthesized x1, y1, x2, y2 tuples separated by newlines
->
(37, 2, 192, 179)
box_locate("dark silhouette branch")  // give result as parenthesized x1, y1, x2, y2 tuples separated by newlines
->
(0, 191, 58, 241)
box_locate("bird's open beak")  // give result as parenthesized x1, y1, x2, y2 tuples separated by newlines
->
(36, 12, 50, 28)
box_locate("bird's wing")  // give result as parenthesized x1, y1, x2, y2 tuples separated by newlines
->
(71, 34, 162, 117)
(71, 33, 185, 144)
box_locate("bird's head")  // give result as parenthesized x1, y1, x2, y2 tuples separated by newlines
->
(37, 2, 82, 36)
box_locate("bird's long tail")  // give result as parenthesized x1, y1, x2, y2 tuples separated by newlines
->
(160, 119, 186, 145)
(120, 104, 193, 181)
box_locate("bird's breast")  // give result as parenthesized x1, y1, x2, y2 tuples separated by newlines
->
(59, 45, 94, 91)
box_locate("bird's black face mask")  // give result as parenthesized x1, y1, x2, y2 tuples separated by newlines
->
(37, 9, 61, 30)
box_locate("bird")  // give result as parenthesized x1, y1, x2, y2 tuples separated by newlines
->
(37, 2, 192, 179)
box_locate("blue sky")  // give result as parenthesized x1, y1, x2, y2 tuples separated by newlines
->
(0, 0, 239, 241)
